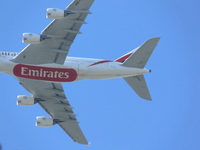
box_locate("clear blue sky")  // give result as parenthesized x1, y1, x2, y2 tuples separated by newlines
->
(0, 0, 199, 150)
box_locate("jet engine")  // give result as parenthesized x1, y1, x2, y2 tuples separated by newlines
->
(36, 116, 54, 127)
(46, 8, 67, 19)
(17, 95, 35, 106)
(22, 33, 46, 44)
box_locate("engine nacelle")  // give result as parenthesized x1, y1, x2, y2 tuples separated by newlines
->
(17, 95, 35, 106)
(36, 116, 54, 127)
(46, 8, 67, 19)
(22, 33, 46, 44)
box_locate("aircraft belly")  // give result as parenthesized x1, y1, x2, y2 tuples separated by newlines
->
(86, 65, 150, 80)
(0, 59, 16, 75)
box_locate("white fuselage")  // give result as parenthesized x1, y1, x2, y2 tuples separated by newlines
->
(0, 52, 150, 83)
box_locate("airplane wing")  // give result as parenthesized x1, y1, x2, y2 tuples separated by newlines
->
(13, 0, 94, 65)
(11, 0, 95, 145)
(17, 77, 89, 145)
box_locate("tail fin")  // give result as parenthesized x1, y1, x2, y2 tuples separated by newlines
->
(122, 37, 160, 68)
(122, 37, 160, 100)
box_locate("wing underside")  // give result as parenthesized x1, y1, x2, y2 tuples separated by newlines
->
(18, 77, 88, 145)
(13, 0, 94, 65)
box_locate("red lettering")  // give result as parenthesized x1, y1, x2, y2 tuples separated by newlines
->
(64, 72, 69, 79)
(21, 67, 29, 75)
(13, 64, 77, 82)
(58, 72, 64, 78)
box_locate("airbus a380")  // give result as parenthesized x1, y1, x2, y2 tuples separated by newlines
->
(0, 0, 160, 145)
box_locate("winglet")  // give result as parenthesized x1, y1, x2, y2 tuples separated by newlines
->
(87, 142, 92, 147)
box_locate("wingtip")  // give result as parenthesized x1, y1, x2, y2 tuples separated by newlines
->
(154, 37, 161, 42)
(87, 142, 92, 147)
(148, 37, 161, 43)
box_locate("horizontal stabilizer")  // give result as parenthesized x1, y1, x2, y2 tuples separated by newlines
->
(124, 75, 152, 100)
(122, 37, 160, 68)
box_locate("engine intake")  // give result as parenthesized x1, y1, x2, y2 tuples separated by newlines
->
(46, 8, 92, 19)
(17, 95, 35, 106)
(46, 8, 67, 19)
(36, 116, 54, 127)
(22, 33, 47, 44)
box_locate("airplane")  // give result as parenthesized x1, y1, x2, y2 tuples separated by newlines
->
(0, 0, 160, 146)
